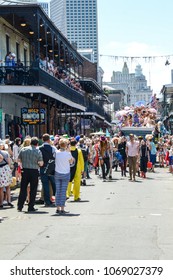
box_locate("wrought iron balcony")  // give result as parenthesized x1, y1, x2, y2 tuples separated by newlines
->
(0, 65, 85, 108)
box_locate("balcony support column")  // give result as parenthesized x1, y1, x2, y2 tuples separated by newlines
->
(47, 96, 50, 134)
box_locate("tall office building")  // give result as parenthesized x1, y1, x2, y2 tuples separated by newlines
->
(38, 1, 50, 17)
(50, 0, 98, 63)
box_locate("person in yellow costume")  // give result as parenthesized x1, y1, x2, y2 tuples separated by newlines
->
(66, 138, 84, 201)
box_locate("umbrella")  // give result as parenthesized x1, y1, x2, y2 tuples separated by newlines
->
(135, 100, 146, 107)
(115, 110, 127, 117)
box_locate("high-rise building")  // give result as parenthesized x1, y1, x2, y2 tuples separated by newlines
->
(38, 1, 50, 17)
(50, 0, 98, 63)
(104, 63, 153, 106)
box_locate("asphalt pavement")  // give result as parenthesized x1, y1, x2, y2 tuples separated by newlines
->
(0, 166, 173, 260)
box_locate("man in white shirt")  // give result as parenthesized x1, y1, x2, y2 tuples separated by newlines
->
(126, 134, 139, 181)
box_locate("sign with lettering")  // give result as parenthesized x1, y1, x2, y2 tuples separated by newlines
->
(21, 108, 46, 125)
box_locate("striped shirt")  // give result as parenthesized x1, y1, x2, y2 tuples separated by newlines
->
(18, 145, 43, 169)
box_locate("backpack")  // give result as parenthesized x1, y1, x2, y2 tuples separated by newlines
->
(39, 145, 55, 176)
(80, 145, 88, 162)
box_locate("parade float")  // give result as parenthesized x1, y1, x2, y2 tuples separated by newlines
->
(112, 95, 168, 139)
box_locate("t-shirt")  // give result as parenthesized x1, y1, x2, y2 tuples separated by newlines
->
(150, 141, 157, 155)
(127, 141, 139, 157)
(55, 150, 72, 174)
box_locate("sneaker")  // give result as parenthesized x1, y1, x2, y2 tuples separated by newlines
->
(3, 200, 8, 205)
(74, 198, 81, 202)
(83, 179, 86, 186)
(35, 199, 44, 205)
(56, 209, 61, 214)
(8, 202, 14, 208)
(60, 210, 69, 214)
(102, 179, 107, 182)
(109, 175, 112, 180)
(28, 207, 38, 212)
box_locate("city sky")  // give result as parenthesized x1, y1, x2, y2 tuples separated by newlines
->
(98, 0, 173, 94)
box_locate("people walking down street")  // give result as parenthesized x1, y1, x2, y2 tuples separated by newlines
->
(12, 137, 22, 185)
(17, 137, 43, 212)
(85, 138, 92, 179)
(54, 138, 73, 214)
(39, 134, 56, 207)
(126, 134, 139, 182)
(140, 139, 150, 178)
(136, 136, 143, 177)
(66, 138, 84, 201)
(112, 136, 119, 171)
(92, 137, 100, 175)
(106, 133, 114, 180)
(79, 138, 89, 186)
(20, 137, 31, 203)
(0, 141, 13, 209)
(98, 136, 110, 182)
(157, 138, 165, 167)
(168, 145, 173, 173)
(118, 136, 127, 177)
(148, 137, 157, 172)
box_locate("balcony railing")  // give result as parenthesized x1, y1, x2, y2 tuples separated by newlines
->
(0, 65, 85, 107)
(38, 69, 85, 107)
(87, 99, 111, 123)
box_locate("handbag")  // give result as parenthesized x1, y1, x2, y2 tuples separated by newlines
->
(44, 159, 55, 176)
(147, 161, 152, 169)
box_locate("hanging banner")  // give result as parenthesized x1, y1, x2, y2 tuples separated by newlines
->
(21, 108, 46, 125)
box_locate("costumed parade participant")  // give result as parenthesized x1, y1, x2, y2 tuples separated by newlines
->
(66, 138, 84, 201)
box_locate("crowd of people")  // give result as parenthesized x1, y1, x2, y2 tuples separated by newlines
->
(0, 130, 173, 221)
(1, 52, 85, 94)
(115, 96, 167, 133)
(38, 55, 85, 93)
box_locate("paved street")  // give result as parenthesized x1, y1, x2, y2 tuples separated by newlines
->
(0, 167, 173, 260)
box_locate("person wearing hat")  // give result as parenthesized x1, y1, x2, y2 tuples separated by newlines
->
(66, 138, 84, 201)
(126, 134, 139, 181)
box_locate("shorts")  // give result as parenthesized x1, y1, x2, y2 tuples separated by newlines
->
(150, 154, 156, 165)
(169, 156, 173, 166)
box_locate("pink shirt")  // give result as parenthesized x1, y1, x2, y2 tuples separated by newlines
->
(127, 141, 139, 157)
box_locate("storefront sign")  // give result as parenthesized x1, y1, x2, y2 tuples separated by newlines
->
(21, 108, 46, 125)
